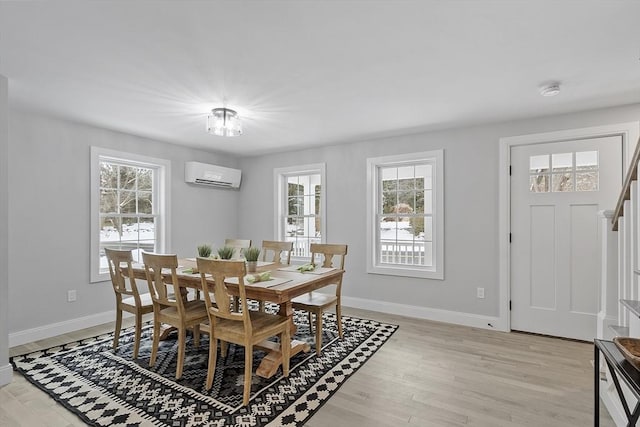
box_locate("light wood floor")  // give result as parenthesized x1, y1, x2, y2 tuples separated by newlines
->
(2, 307, 615, 426)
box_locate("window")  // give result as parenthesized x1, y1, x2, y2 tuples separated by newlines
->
(274, 164, 326, 260)
(529, 150, 599, 193)
(90, 147, 171, 282)
(366, 150, 444, 279)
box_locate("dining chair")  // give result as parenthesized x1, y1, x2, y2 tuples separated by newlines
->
(291, 243, 348, 355)
(224, 238, 252, 259)
(261, 240, 293, 265)
(142, 252, 209, 379)
(196, 258, 290, 406)
(256, 240, 294, 311)
(105, 248, 154, 359)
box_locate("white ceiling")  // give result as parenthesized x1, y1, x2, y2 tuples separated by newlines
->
(1, 1, 640, 156)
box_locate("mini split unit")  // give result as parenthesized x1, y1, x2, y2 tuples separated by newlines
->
(184, 161, 242, 189)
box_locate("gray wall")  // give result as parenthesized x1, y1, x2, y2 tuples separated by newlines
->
(238, 103, 640, 318)
(0, 75, 9, 384)
(7, 110, 241, 333)
(7, 102, 640, 338)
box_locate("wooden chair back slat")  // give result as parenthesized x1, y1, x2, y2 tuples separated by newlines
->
(142, 252, 182, 312)
(197, 258, 250, 332)
(310, 243, 347, 296)
(310, 243, 347, 269)
(261, 240, 293, 265)
(105, 248, 140, 300)
(224, 238, 252, 259)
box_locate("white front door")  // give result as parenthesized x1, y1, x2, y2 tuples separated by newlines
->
(510, 136, 622, 340)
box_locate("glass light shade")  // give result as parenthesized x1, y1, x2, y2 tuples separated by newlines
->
(206, 108, 242, 137)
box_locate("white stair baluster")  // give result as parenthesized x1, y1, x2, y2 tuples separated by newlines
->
(619, 215, 628, 328)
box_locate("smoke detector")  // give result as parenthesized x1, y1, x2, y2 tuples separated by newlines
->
(539, 82, 561, 97)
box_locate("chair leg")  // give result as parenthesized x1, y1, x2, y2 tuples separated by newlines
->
(258, 300, 265, 312)
(233, 296, 240, 312)
(149, 318, 160, 367)
(193, 324, 200, 348)
(308, 312, 314, 334)
(282, 327, 290, 377)
(176, 327, 186, 379)
(133, 311, 142, 359)
(243, 345, 253, 406)
(221, 341, 228, 358)
(315, 310, 323, 356)
(336, 303, 343, 339)
(113, 308, 123, 351)
(206, 337, 217, 390)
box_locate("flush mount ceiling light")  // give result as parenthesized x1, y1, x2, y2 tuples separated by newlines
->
(539, 82, 561, 97)
(206, 108, 242, 137)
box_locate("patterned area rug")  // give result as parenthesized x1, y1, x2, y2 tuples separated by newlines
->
(11, 310, 397, 426)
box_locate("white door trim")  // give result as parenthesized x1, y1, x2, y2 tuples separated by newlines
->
(497, 122, 639, 332)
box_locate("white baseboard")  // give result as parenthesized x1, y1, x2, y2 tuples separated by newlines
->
(0, 363, 12, 387)
(341, 296, 503, 331)
(9, 310, 116, 348)
(9, 297, 502, 349)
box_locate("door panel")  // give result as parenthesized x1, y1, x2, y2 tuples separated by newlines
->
(511, 136, 622, 340)
(570, 204, 598, 314)
(530, 205, 556, 309)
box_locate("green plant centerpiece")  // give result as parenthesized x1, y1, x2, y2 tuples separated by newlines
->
(217, 246, 235, 260)
(243, 247, 261, 272)
(197, 244, 212, 258)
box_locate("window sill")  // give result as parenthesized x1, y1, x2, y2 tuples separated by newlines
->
(367, 265, 443, 280)
(90, 272, 111, 284)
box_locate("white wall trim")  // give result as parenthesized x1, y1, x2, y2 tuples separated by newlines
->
(0, 363, 12, 387)
(342, 296, 499, 330)
(498, 122, 640, 334)
(9, 310, 117, 348)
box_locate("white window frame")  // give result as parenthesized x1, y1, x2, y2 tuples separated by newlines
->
(90, 147, 171, 283)
(366, 150, 444, 279)
(274, 163, 326, 262)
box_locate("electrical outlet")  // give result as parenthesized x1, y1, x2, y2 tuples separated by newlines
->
(477, 287, 485, 299)
(67, 290, 77, 302)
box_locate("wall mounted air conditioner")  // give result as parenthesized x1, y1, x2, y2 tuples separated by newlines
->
(184, 161, 242, 189)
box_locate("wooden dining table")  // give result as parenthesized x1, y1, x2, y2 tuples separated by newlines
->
(128, 258, 344, 379)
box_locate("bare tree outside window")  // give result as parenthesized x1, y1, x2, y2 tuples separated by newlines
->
(98, 161, 156, 270)
(529, 151, 598, 193)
